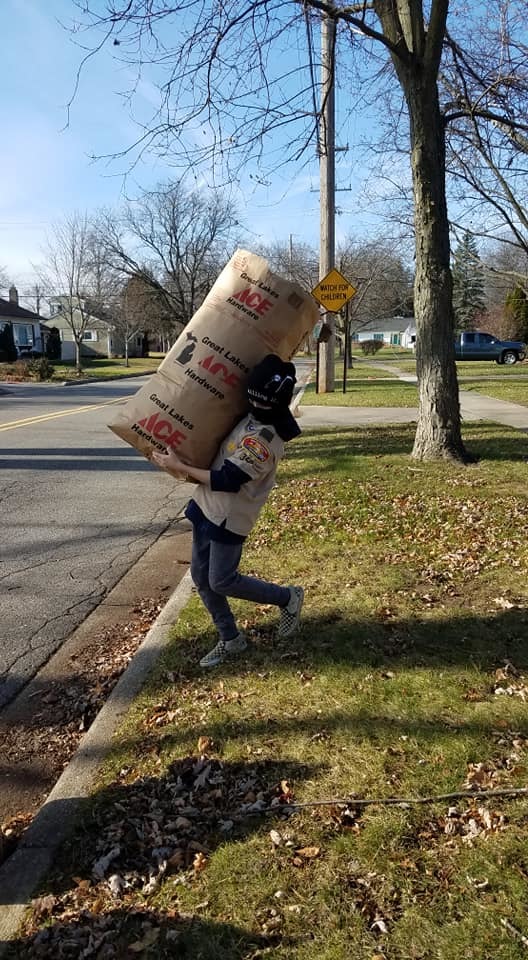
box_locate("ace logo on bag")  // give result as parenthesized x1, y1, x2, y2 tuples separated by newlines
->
(109, 250, 319, 476)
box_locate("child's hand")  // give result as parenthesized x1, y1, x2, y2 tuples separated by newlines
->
(151, 446, 186, 475)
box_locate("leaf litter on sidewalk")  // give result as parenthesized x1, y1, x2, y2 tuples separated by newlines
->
(6, 422, 528, 959)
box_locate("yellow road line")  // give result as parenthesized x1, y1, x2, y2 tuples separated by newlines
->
(0, 397, 125, 433)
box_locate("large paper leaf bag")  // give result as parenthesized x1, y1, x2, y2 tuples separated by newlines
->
(109, 249, 318, 471)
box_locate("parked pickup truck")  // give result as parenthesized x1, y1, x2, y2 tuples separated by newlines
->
(455, 331, 526, 364)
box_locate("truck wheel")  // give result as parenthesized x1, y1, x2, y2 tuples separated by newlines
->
(495, 357, 503, 364)
(502, 350, 518, 365)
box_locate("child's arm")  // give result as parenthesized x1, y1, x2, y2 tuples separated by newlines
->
(151, 446, 252, 491)
(152, 447, 211, 485)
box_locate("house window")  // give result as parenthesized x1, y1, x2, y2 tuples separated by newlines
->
(82, 330, 98, 341)
(373, 333, 384, 341)
(14, 324, 34, 347)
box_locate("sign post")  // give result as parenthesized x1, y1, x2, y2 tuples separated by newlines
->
(343, 301, 349, 393)
(311, 269, 357, 394)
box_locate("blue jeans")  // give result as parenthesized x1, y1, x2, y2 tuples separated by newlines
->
(190, 517, 290, 641)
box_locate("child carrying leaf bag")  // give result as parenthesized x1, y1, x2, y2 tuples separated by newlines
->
(152, 354, 304, 667)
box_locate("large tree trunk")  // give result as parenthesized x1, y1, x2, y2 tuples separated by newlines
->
(373, 0, 469, 462)
(407, 83, 467, 460)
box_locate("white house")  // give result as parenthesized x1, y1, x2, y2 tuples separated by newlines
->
(402, 321, 417, 348)
(351, 316, 415, 347)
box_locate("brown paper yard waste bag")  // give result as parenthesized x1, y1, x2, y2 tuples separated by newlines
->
(109, 250, 319, 473)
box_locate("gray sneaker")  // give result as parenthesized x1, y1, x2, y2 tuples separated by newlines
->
(199, 632, 247, 668)
(277, 586, 304, 638)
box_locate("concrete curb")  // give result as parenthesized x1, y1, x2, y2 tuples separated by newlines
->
(291, 370, 313, 414)
(61, 372, 152, 386)
(0, 570, 194, 952)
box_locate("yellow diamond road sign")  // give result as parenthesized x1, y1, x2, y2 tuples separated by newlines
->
(312, 268, 357, 312)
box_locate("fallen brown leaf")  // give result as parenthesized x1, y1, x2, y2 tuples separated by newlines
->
(295, 846, 320, 859)
(197, 735, 214, 754)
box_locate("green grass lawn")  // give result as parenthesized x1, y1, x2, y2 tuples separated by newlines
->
(396, 359, 528, 377)
(0, 356, 162, 382)
(459, 380, 528, 406)
(302, 377, 418, 406)
(11, 423, 528, 959)
(302, 359, 528, 409)
(338, 362, 398, 380)
(51, 356, 162, 379)
(358, 346, 415, 361)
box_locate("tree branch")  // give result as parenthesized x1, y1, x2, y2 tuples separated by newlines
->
(279, 785, 528, 810)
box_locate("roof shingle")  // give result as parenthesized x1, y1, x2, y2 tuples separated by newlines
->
(0, 298, 42, 322)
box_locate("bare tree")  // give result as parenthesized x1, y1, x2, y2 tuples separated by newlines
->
(258, 240, 320, 351)
(484, 242, 528, 311)
(334, 237, 413, 362)
(26, 284, 44, 316)
(441, 2, 528, 281)
(338, 237, 413, 323)
(69, 1, 528, 459)
(95, 182, 241, 339)
(259, 239, 320, 290)
(37, 213, 94, 374)
(113, 273, 169, 365)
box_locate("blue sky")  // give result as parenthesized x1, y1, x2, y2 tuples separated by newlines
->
(1, 0, 167, 291)
(0, 0, 394, 302)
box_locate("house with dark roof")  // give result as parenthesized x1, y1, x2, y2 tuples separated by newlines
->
(0, 286, 44, 355)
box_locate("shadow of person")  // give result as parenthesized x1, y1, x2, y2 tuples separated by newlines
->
(1, 758, 317, 957)
(3, 908, 285, 958)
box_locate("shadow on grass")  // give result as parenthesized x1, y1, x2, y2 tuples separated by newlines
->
(115, 600, 528, 750)
(2, 910, 284, 959)
(290, 423, 528, 463)
(1, 759, 314, 957)
(3, 603, 528, 954)
(2, 603, 528, 740)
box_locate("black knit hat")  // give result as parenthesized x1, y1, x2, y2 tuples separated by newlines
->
(247, 354, 297, 409)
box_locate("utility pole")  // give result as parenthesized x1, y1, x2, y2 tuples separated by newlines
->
(317, 13, 336, 393)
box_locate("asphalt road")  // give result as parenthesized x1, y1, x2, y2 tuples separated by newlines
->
(0, 378, 193, 710)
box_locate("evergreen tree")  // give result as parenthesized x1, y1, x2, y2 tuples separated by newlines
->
(0, 322, 17, 362)
(44, 326, 61, 361)
(452, 233, 486, 331)
(504, 285, 528, 342)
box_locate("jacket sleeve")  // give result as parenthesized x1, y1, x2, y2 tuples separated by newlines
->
(210, 460, 252, 492)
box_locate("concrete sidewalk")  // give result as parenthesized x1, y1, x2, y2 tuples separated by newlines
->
(298, 390, 528, 432)
(296, 358, 528, 433)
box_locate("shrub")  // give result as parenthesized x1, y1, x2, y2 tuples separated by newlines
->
(361, 339, 385, 355)
(0, 360, 31, 381)
(28, 357, 55, 381)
